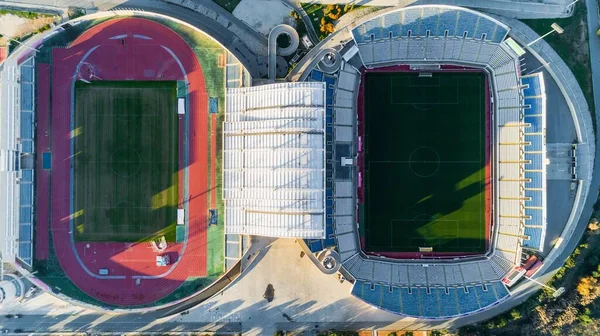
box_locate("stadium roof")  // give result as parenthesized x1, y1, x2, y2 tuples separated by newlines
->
(223, 82, 327, 239)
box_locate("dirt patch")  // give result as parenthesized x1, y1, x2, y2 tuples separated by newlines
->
(0, 13, 57, 46)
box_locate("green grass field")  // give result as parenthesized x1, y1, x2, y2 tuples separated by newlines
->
(364, 72, 486, 253)
(72, 81, 178, 242)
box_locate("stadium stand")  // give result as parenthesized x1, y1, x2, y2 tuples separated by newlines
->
(0, 56, 36, 266)
(224, 82, 327, 239)
(352, 279, 509, 318)
(351, 6, 510, 67)
(17, 57, 36, 266)
(521, 72, 547, 251)
(304, 63, 360, 256)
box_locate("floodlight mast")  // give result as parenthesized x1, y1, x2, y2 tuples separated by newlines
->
(527, 23, 564, 47)
(523, 275, 565, 298)
(0, 34, 39, 53)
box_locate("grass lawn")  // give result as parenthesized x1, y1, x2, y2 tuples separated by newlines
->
(364, 72, 487, 253)
(72, 81, 179, 242)
(522, 1, 595, 129)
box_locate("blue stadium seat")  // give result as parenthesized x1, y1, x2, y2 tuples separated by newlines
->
(363, 283, 382, 306)
(400, 287, 421, 316)
(476, 285, 497, 307)
(438, 287, 459, 317)
(21, 113, 34, 139)
(525, 154, 543, 171)
(525, 171, 544, 188)
(455, 11, 478, 38)
(437, 9, 457, 36)
(21, 169, 34, 182)
(525, 208, 543, 225)
(20, 65, 34, 83)
(525, 189, 543, 207)
(524, 116, 543, 133)
(19, 223, 32, 241)
(19, 184, 33, 206)
(524, 227, 543, 249)
(402, 8, 422, 37)
(524, 98, 543, 114)
(475, 19, 497, 41)
(363, 19, 384, 41)
(311, 70, 324, 82)
(19, 207, 32, 224)
(525, 134, 542, 151)
(420, 288, 441, 317)
(381, 286, 402, 312)
(21, 140, 33, 153)
(381, 12, 402, 38)
(307, 240, 323, 252)
(18, 242, 32, 260)
(492, 26, 509, 43)
(420, 7, 439, 36)
(492, 281, 510, 299)
(457, 287, 480, 313)
(21, 83, 33, 111)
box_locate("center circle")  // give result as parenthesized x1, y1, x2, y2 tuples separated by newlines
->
(111, 147, 141, 177)
(409, 146, 440, 178)
(276, 32, 291, 49)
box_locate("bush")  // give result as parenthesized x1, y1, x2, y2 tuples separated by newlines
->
(578, 308, 593, 324)
(509, 308, 522, 320)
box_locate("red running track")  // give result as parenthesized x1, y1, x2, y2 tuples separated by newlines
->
(50, 18, 208, 306)
(35, 63, 51, 261)
(357, 64, 492, 259)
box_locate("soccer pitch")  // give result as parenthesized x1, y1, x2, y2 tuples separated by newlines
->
(363, 72, 487, 253)
(72, 81, 179, 242)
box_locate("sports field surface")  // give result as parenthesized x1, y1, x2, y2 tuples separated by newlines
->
(72, 81, 179, 242)
(364, 71, 487, 253)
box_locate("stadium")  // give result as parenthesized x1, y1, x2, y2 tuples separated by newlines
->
(289, 4, 593, 319)
(0, 12, 253, 308)
(0, 2, 594, 324)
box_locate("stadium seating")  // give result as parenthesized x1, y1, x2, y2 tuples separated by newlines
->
(521, 72, 547, 251)
(352, 280, 509, 318)
(352, 6, 510, 68)
(16, 57, 36, 266)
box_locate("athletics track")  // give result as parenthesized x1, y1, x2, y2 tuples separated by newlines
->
(356, 64, 492, 259)
(44, 18, 209, 306)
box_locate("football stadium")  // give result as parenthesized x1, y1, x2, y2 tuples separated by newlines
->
(295, 4, 590, 319)
(0, 3, 594, 324)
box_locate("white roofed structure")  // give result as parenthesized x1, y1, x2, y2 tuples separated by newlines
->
(224, 82, 327, 239)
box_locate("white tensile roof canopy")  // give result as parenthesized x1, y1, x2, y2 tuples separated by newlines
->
(223, 82, 327, 239)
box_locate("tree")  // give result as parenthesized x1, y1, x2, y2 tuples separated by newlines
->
(577, 276, 597, 296)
